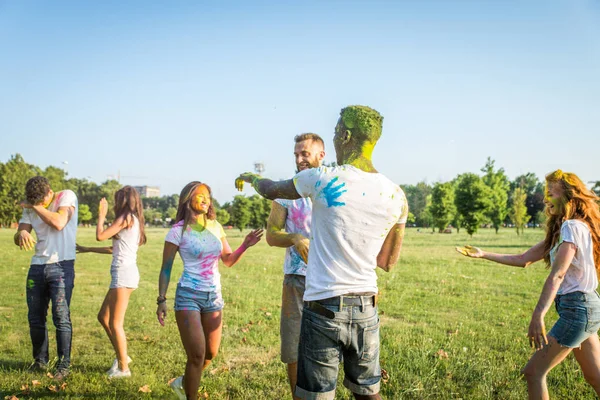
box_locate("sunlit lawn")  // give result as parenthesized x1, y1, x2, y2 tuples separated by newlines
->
(0, 227, 596, 399)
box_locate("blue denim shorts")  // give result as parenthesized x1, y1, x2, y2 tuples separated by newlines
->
(174, 285, 224, 313)
(549, 290, 600, 348)
(296, 295, 380, 400)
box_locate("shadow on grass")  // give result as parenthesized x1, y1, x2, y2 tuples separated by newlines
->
(0, 359, 31, 372)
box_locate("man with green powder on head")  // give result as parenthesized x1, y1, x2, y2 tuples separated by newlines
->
(235, 105, 408, 400)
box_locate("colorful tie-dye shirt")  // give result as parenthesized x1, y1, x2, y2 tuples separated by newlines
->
(274, 197, 312, 276)
(165, 219, 226, 293)
(293, 165, 409, 301)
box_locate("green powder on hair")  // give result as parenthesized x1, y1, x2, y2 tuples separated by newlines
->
(340, 105, 383, 141)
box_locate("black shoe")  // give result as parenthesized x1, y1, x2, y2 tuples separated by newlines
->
(53, 368, 70, 381)
(28, 361, 48, 372)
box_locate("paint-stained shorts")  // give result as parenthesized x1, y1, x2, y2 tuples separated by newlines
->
(280, 274, 305, 363)
(549, 290, 600, 348)
(174, 285, 224, 313)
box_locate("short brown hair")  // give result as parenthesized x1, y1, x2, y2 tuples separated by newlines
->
(25, 176, 51, 205)
(294, 133, 324, 149)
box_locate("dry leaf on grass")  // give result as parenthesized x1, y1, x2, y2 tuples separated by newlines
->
(5, 395, 19, 400)
(436, 349, 449, 359)
(46, 372, 54, 378)
(31, 380, 41, 386)
(48, 385, 58, 392)
(138, 385, 152, 393)
(381, 368, 390, 384)
(20, 385, 30, 395)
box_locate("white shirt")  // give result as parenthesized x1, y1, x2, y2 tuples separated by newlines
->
(293, 165, 409, 301)
(274, 197, 312, 276)
(112, 215, 140, 267)
(550, 219, 598, 295)
(165, 219, 226, 293)
(20, 190, 78, 265)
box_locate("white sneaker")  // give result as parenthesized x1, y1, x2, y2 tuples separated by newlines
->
(107, 368, 131, 379)
(169, 375, 186, 400)
(107, 356, 132, 374)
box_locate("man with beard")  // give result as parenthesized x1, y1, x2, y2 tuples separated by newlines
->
(265, 133, 325, 400)
(235, 105, 408, 399)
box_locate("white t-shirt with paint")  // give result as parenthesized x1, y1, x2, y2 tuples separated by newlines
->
(293, 165, 409, 301)
(165, 219, 226, 293)
(274, 197, 312, 276)
(550, 219, 598, 295)
(20, 190, 78, 265)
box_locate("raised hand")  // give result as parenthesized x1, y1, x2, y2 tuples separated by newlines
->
(235, 173, 261, 192)
(98, 197, 108, 219)
(242, 229, 264, 248)
(17, 230, 36, 251)
(455, 245, 484, 258)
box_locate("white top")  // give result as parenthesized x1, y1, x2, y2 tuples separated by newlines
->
(20, 190, 78, 265)
(165, 219, 226, 293)
(274, 197, 312, 276)
(112, 215, 140, 267)
(550, 219, 598, 295)
(293, 165, 409, 301)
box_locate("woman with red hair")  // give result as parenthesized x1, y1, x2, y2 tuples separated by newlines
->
(458, 170, 600, 399)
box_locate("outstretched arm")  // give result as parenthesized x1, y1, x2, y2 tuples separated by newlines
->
(76, 244, 113, 254)
(456, 241, 545, 268)
(266, 202, 309, 263)
(377, 223, 406, 272)
(28, 205, 74, 231)
(220, 229, 264, 267)
(235, 173, 300, 200)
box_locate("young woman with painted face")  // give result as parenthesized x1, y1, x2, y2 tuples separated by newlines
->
(76, 186, 147, 378)
(457, 170, 600, 399)
(156, 181, 263, 400)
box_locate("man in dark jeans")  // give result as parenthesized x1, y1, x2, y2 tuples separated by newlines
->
(14, 176, 78, 381)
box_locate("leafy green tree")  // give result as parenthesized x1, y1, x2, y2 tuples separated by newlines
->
(406, 212, 416, 225)
(401, 181, 432, 227)
(510, 173, 544, 226)
(78, 204, 93, 224)
(231, 195, 251, 232)
(454, 173, 493, 237)
(144, 208, 163, 226)
(510, 187, 530, 235)
(430, 182, 456, 232)
(0, 154, 41, 226)
(592, 181, 600, 197)
(164, 207, 177, 221)
(481, 157, 509, 233)
(43, 166, 68, 192)
(216, 208, 230, 225)
(536, 210, 547, 228)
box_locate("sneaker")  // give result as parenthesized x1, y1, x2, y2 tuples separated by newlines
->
(169, 375, 186, 400)
(107, 356, 132, 374)
(28, 360, 48, 372)
(107, 368, 131, 379)
(54, 368, 70, 381)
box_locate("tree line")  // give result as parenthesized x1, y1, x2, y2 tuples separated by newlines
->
(401, 157, 600, 236)
(2, 154, 598, 234)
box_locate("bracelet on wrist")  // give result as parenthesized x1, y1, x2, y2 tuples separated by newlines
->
(157, 295, 167, 305)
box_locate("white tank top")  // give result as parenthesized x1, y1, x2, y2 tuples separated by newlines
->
(112, 215, 140, 267)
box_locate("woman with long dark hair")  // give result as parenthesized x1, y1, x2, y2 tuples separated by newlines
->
(156, 181, 263, 399)
(77, 185, 147, 378)
(458, 170, 600, 399)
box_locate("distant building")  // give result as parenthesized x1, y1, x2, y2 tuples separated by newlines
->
(133, 185, 161, 198)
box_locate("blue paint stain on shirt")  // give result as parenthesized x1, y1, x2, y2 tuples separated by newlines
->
(315, 180, 322, 189)
(320, 177, 347, 207)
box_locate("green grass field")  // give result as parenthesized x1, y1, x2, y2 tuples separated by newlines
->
(0, 227, 597, 399)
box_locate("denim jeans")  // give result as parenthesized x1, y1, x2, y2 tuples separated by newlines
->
(296, 296, 380, 400)
(26, 260, 75, 369)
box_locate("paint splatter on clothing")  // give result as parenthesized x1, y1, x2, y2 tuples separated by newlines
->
(274, 198, 312, 276)
(165, 219, 226, 293)
(293, 165, 408, 301)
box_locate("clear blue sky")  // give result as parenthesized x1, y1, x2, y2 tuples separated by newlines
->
(1, 0, 599, 204)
